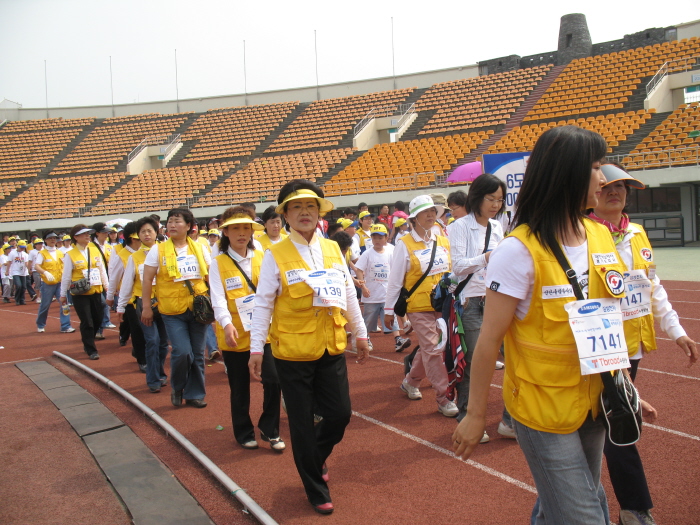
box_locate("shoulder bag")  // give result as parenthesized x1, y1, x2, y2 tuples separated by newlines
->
(394, 240, 437, 317)
(69, 249, 92, 296)
(550, 241, 642, 446)
(185, 280, 215, 325)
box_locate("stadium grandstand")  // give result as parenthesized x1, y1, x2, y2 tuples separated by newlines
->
(1, 14, 699, 243)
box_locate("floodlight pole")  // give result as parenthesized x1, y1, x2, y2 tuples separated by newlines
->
(391, 17, 396, 90)
(109, 56, 115, 117)
(175, 49, 180, 112)
(315, 30, 320, 100)
(44, 60, 49, 118)
(243, 40, 248, 106)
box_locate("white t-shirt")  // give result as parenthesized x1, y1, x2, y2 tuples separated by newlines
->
(463, 223, 491, 298)
(0, 254, 8, 278)
(486, 237, 589, 320)
(144, 243, 212, 272)
(354, 245, 395, 304)
(28, 249, 40, 268)
(7, 249, 29, 277)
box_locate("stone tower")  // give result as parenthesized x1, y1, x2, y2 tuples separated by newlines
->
(557, 13, 593, 65)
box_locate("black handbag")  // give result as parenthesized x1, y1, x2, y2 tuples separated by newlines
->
(69, 249, 93, 296)
(394, 240, 437, 317)
(550, 241, 642, 446)
(185, 280, 215, 325)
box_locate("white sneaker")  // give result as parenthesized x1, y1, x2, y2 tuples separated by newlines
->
(480, 431, 490, 443)
(104, 323, 117, 329)
(438, 401, 459, 417)
(37, 327, 45, 333)
(495, 360, 505, 370)
(400, 379, 422, 400)
(497, 421, 516, 439)
(60, 327, 76, 333)
(394, 336, 411, 352)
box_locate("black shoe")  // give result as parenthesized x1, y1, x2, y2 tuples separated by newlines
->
(171, 390, 183, 406)
(88, 353, 100, 360)
(260, 432, 286, 452)
(185, 398, 207, 408)
(138, 364, 147, 373)
(119, 338, 127, 347)
(30, 295, 37, 302)
(3, 298, 10, 303)
(149, 386, 161, 393)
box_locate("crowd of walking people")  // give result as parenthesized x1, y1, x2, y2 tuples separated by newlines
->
(2, 125, 697, 523)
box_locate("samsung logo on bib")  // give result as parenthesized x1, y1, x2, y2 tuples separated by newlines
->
(243, 296, 255, 304)
(308, 271, 326, 278)
(578, 302, 601, 314)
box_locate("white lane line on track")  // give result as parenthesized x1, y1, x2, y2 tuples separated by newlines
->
(352, 410, 538, 494)
(679, 317, 700, 321)
(638, 367, 700, 380)
(644, 423, 700, 441)
(666, 300, 700, 304)
(0, 357, 43, 365)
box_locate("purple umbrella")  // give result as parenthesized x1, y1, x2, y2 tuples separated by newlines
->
(446, 161, 482, 183)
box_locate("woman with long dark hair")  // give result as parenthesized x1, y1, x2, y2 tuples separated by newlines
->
(210, 206, 283, 451)
(452, 126, 655, 523)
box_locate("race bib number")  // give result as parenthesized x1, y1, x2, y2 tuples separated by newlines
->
(592, 252, 619, 266)
(414, 246, 449, 276)
(82, 267, 101, 286)
(138, 264, 156, 286)
(620, 270, 652, 321)
(299, 269, 347, 310)
(285, 268, 304, 286)
(564, 298, 629, 375)
(174, 255, 201, 282)
(371, 263, 389, 282)
(225, 276, 243, 291)
(235, 293, 256, 332)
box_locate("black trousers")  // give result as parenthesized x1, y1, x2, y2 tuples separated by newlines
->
(71, 293, 103, 356)
(274, 350, 351, 506)
(119, 318, 131, 344)
(604, 359, 653, 511)
(222, 344, 281, 444)
(124, 303, 146, 365)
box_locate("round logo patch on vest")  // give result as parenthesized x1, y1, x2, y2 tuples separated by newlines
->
(640, 247, 653, 262)
(605, 270, 624, 295)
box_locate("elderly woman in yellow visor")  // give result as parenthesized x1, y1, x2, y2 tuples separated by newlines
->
(248, 179, 369, 515)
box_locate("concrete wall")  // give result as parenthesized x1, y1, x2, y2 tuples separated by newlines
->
(645, 70, 700, 112)
(11, 65, 479, 121)
(676, 19, 700, 40)
(352, 112, 416, 151)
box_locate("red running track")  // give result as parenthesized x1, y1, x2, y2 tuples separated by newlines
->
(1, 282, 699, 524)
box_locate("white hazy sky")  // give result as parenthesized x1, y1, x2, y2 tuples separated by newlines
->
(0, 0, 696, 109)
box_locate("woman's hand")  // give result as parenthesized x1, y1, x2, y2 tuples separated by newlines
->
(640, 399, 657, 423)
(249, 354, 263, 381)
(384, 314, 394, 330)
(676, 335, 698, 367)
(452, 413, 487, 460)
(355, 339, 370, 363)
(224, 323, 238, 348)
(361, 285, 370, 298)
(141, 306, 153, 327)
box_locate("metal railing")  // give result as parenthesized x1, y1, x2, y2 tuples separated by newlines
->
(353, 103, 415, 136)
(646, 55, 700, 97)
(127, 133, 181, 164)
(608, 145, 700, 171)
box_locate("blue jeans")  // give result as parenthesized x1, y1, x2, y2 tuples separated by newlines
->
(514, 413, 609, 525)
(100, 291, 111, 328)
(161, 309, 207, 400)
(205, 323, 219, 356)
(36, 282, 71, 331)
(140, 309, 169, 390)
(362, 302, 397, 334)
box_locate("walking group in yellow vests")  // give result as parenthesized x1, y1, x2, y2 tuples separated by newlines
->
(5, 125, 697, 522)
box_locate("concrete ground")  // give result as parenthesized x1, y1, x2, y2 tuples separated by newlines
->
(651, 246, 700, 281)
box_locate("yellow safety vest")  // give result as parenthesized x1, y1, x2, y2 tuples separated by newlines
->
(66, 246, 103, 294)
(269, 237, 348, 361)
(258, 232, 287, 252)
(89, 241, 112, 266)
(38, 248, 64, 285)
(358, 229, 371, 250)
(503, 219, 627, 433)
(214, 250, 264, 352)
(399, 234, 451, 313)
(621, 224, 657, 355)
(154, 242, 208, 315)
(130, 246, 156, 303)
